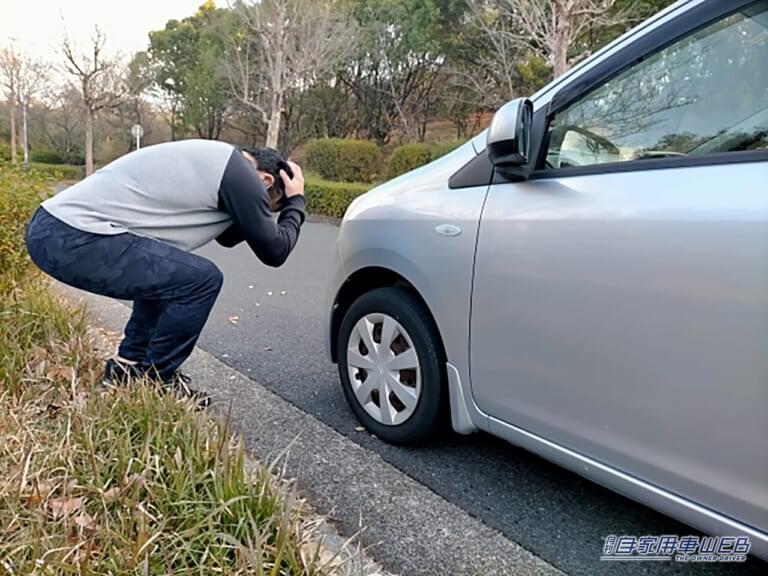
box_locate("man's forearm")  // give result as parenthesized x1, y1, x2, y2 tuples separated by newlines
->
(247, 196, 306, 266)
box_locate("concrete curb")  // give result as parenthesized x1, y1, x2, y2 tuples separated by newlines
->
(56, 284, 565, 576)
(307, 214, 342, 227)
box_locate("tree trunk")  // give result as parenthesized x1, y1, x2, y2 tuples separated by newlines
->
(9, 92, 17, 164)
(552, 1, 572, 79)
(169, 100, 178, 141)
(85, 111, 95, 176)
(552, 37, 570, 78)
(265, 91, 283, 149)
(22, 98, 29, 164)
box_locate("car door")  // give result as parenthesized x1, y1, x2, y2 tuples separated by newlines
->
(470, 0, 768, 531)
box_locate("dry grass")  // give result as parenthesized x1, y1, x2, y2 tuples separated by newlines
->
(0, 334, 331, 574)
(0, 163, 338, 575)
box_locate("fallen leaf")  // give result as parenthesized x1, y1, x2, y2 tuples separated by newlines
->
(47, 365, 74, 382)
(264, 346, 273, 352)
(267, 291, 273, 296)
(29, 346, 49, 363)
(24, 492, 44, 506)
(127, 474, 145, 488)
(36, 479, 56, 497)
(22, 479, 55, 506)
(280, 290, 286, 296)
(248, 285, 254, 289)
(174, 446, 183, 469)
(75, 512, 97, 531)
(48, 496, 83, 519)
(255, 303, 260, 307)
(102, 487, 121, 503)
(27, 347, 50, 378)
(227, 316, 239, 325)
(354, 426, 365, 432)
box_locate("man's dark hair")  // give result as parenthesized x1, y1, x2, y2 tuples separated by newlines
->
(239, 147, 293, 210)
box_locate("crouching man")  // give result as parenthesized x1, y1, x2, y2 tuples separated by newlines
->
(25, 140, 305, 406)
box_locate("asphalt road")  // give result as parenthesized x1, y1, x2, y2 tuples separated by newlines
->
(195, 221, 764, 576)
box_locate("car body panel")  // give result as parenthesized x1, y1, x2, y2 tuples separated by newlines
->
(470, 161, 768, 534)
(487, 412, 768, 555)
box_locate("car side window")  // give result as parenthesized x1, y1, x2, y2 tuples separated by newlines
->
(544, 1, 768, 170)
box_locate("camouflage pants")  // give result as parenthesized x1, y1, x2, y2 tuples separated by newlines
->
(25, 207, 223, 380)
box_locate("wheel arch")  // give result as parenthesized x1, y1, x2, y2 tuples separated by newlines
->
(329, 266, 446, 365)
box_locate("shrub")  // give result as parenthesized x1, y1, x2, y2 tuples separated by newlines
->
(30, 148, 64, 164)
(0, 141, 11, 161)
(96, 138, 123, 165)
(303, 138, 382, 183)
(29, 162, 84, 180)
(304, 175, 369, 219)
(0, 164, 55, 289)
(387, 143, 432, 179)
(387, 140, 467, 179)
(431, 139, 465, 159)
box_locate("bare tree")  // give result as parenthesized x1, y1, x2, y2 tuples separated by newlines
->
(225, 0, 357, 148)
(0, 44, 22, 163)
(472, 0, 631, 79)
(61, 27, 125, 174)
(106, 51, 155, 151)
(0, 45, 46, 164)
(460, 1, 524, 106)
(38, 87, 86, 164)
(125, 52, 154, 127)
(17, 58, 45, 163)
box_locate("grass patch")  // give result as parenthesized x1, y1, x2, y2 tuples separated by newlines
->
(27, 163, 84, 181)
(0, 379, 328, 574)
(0, 162, 334, 574)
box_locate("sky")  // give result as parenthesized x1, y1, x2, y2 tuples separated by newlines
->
(0, 0, 206, 63)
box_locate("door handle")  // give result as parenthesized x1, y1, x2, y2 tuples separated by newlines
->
(435, 224, 462, 237)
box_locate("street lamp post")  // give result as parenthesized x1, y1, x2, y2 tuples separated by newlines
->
(22, 96, 29, 165)
(131, 124, 144, 151)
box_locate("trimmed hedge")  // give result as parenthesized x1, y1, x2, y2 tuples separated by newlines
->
(303, 138, 382, 183)
(28, 163, 84, 180)
(304, 175, 369, 219)
(387, 140, 466, 179)
(30, 148, 64, 164)
(387, 143, 432, 179)
(430, 139, 465, 159)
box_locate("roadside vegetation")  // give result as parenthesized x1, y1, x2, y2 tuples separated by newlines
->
(0, 163, 331, 575)
(16, 137, 468, 221)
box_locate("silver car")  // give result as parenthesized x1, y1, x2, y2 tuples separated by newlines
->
(325, 0, 768, 559)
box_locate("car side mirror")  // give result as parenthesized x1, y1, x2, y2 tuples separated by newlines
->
(487, 98, 533, 180)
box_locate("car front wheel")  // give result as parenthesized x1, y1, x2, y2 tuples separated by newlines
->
(337, 287, 447, 445)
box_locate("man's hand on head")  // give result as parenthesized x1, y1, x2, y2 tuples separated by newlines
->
(281, 161, 304, 199)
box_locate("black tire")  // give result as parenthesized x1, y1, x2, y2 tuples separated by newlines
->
(337, 287, 447, 445)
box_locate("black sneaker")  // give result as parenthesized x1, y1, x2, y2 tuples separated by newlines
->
(101, 358, 144, 388)
(162, 371, 211, 409)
